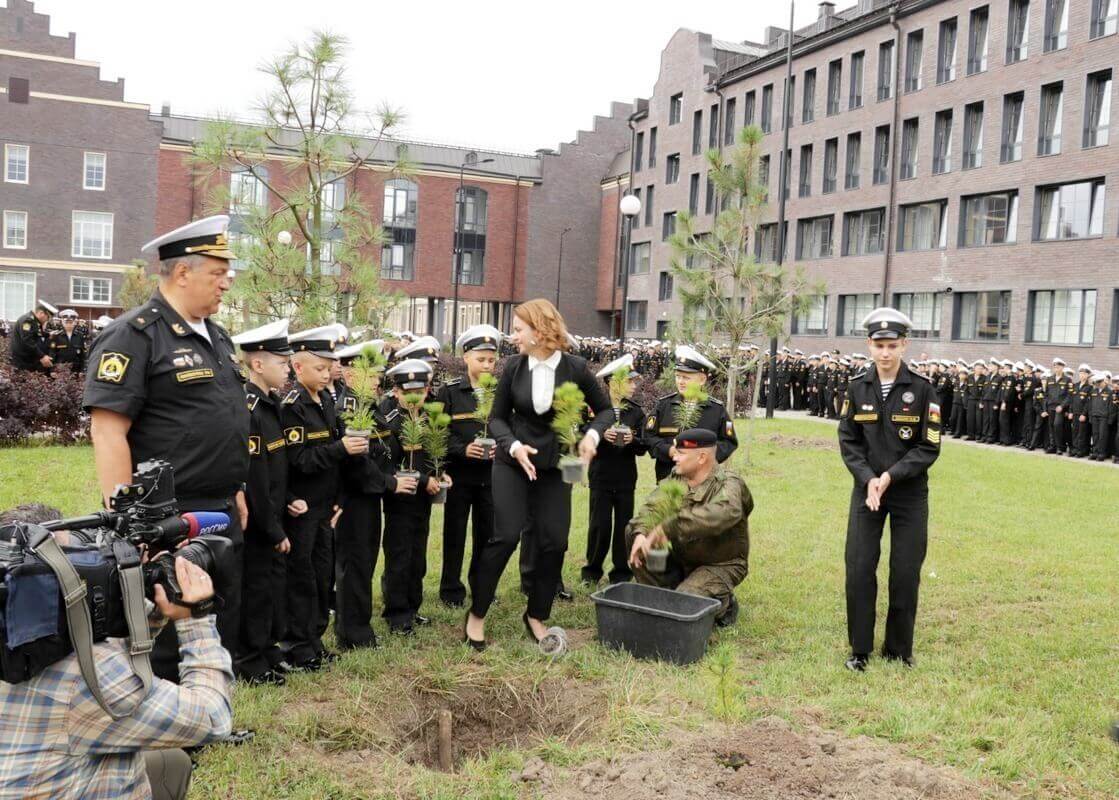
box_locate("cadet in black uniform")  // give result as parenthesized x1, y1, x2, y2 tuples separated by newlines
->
(232, 319, 296, 685)
(838, 307, 941, 672)
(49, 309, 88, 372)
(82, 215, 253, 741)
(645, 344, 738, 483)
(1044, 359, 1071, 453)
(1071, 364, 1093, 457)
(380, 358, 442, 634)
(282, 326, 367, 668)
(10, 298, 56, 372)
(581, 353, 647, 586)
(434, 324, 501, 607)
(1088, 372, 1110, 461)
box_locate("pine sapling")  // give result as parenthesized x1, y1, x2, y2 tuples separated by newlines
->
(398, 391, 427, 472)
(422, 401, 452, 483)
(473, 371, 498, 438)
(675, 382, 709, 431)
(342, 344, 387, 434)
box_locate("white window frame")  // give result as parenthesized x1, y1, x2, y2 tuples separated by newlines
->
(4, 144, 29, 184)
(70, 275, 113, 306)
(0, 271, 36, 321)
(83, 151, 107, 191)
(3, 210, 28, 250)
(71, 211, 114, 260)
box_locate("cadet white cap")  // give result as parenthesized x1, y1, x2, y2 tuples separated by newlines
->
(674, 344, 716, 374)
(596, 353, 638, 379)
(386, 358, 433, 390)
(1078, 363, 1092, 372)
(395, 335, 440, 362)
(456, 324, 502, 353)
(861, 307, 913, 339)
(234, 318, 292, 355)
(141, 214, 234, 261)
(37, 299, 58, 315)
(94, 314, 113, 329)
(336, 340, 385, 363)
(289, 324, 342, 359)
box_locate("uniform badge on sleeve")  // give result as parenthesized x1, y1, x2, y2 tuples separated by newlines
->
(285, 426, 304, 444)
(95, 352, 130, 384)
(898, 426, 914, 440)
(928, 402, 941, 425)
(248, 435, 261, 456)
(646, 416, 657, 431)
(725, 420, 736, 438)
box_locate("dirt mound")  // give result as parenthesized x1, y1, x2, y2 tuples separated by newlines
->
(520, 715, 1006, 800)
(757, 433, 835, 451)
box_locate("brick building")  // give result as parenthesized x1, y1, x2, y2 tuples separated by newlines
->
(605, 0, 1119, 369)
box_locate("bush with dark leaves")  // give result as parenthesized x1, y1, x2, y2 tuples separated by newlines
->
(0, 349, 88, 445)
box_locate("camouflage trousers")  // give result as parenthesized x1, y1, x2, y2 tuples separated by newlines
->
(631, 556, 747, 618)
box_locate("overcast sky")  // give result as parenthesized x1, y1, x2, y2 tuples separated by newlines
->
(24, 0, 825, 154)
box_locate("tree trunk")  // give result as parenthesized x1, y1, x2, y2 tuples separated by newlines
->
(740, 357, 765, 466)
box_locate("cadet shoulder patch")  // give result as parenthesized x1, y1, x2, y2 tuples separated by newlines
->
(282, 390, 299, 405)
(707, 396, 723, 405)
(927, 428, 941, 445)
(22, 322, 31, 331)
(445, 378, 462, 386)
(725, 420, 736, 438)
(248, 435, 261, 456)
(840, 398, 850, 417)
(129, 308, 160, 330)
(246, 394, 260, 412)
(285, 426, 304, 444)
(95, 352, 130, 384)
(646, 416, 657, 430)
(657, 392, 678, 401)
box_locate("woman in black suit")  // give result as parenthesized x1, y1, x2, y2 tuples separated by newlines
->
(465, 299, 613, 648)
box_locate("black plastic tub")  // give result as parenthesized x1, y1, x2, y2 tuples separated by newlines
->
(590, 582, 721, 665)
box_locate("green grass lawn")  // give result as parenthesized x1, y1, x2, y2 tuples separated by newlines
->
(2, 418, 1118, 798)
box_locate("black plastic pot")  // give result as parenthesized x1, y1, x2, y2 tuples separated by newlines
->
(475, 437, 496, 460)
(591, 582, 721, 665)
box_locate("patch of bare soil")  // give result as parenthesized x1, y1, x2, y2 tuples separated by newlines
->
(757, 433, 835, 451)
(519, 715, 1009, 800)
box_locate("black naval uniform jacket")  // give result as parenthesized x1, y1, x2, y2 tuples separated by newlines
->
(10, 311, 50, 370)
(645, 392, 738, 482)
(838, 364, 942, 490)
(49, 328, 88, 372)
(282, 384, 346, 513)
(435, 377, 492, 488)
(378, 395, 435, 494)
(245, 383, 289, 547)
(336, 386, 396, 497)
(588, 398, 648, 490)
(82, 291, 250, 509)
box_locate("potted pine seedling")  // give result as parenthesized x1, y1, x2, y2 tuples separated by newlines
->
(607, 365, 633, 445)
(675, 382, 709, 432)
(423, 401, 453, 504)
(342, 344, 387, 438)
(639, 478, 688, 572)
(552, 381, 588, 484)
(396, 391, 426, 495)
(472, 371, 498, 460)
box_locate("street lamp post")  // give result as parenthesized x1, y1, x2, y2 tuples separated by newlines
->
(452, 152, 494, 344)
(554, 227, 572, 308)
(617, 193, 642, 341)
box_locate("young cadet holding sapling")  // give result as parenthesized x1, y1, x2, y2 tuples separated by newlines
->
(380, 358, 447, 634)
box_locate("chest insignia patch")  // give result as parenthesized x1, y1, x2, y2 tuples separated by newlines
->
(853, 412, 879, 422)
(175, 368, 214, 383)
(646, 416, 657, 430)
(96, 352, 130, 384)
(285, 426, 304, 444)
(898, 426, 914, 440)
(248, 435, 261, 456)
(861, 404, 874, 411)
(171, 322, 187, 336)
(902, 391, 915, 403)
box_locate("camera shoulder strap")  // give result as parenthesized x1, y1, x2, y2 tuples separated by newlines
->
(31, 535, 153, 720)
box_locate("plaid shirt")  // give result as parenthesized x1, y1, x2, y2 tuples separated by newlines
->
(0, 615, 233, 799)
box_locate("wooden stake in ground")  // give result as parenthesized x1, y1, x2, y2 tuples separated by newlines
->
(437, 709, 453, 771)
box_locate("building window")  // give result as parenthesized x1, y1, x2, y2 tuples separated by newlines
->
(744, 91, 756, 127)
(954, 290, 1011, 340)
(761, 84, 774, 133)
(894, 292, 942, 337)
(823, 138, 838, 194)
(631, 188, 642, 229)
(963, 102, 984, 169)
(71, 211, 113, 259)
(937, 18, 957, 84)
(454, 186, 487, 285)
(228, 231, 260, 272)
(708, 104, 720, 148)
(755, 223, 782, 264)
(317, 178, 344, 227)
(648, 127, 657, 168)
(666, 153, 680, 184)
(70, 276, 111, 305)
(849, 51, 864, 109)
(899, 117, 919, 179)
(759, 155, 770, 196)
(905, 30, 924, 92)
(688, 173, 700, 214)
(1007, 0, 1030, 63)
(4, 144, 29, 184)
(229, 170, 266, 215)
(1044, 0, 1068, 51)
(967, 7, 989, 74)
(634, 132, 644, 173)
(669, 92, 683, 125)
(383, 178, 418, 227)
(1035, 179, 1106, 240)
(873, 124, 891, 185)
(1091, 0, 1118, 37)
(877, 41, 895, 101)
(843, 208, 886, 255)
(826, 60, 842, 115)
(456, 186, 487, 232)
(1083, 69, 1113, 148)
(844, 132, 861, 190)
(796, 215, 833, 259)
(784, 75, 796, 129)
(705, 173, 715, 214)
(792, 295, 829, 335)
(838, 293, 880, 336)
(1001, 92, 1025, 162)
(1028, 289, 1096, 344)
(83, 152, 106, 191)
(630, 241, 651, 275)
(3, 210, 27, 249)
(960, 190, 1019, 245)
(724, 99, 737, 145)
(662, 212, 677, 241)
(0, 271, 35, 321)
(456, 250, 484, 286)
(798, 144, 813, 198)
(685, 232, 710, 269)
(307, 239, 340, 277)
(644, 186, 654, 226)
(898, 200, 948, 251)
(802, 69, 816, 123)
(658, 271, 674, 301)
(1111, 289, 1119, 346)
(692, 109, 703, 155)
(933, 109, 953, 173)
(625, 300, 648, 332)
(1038, 82, 1063, 155)
(781, 148, 792, 198)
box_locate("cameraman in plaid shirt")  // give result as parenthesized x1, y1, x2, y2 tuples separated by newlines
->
(0, 520, 233, 800)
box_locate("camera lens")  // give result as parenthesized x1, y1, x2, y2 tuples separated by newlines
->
(175, 535, 231, 589)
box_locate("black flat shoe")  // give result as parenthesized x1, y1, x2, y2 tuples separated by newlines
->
(413, 614, 432, 626)
(522, 611, 543, 643)
(462, 613, 486, 652)
(845, 653, 869, 672)
(556, 587, 574, 602)
(241, 670, 286, 687)
(882, 651, 916, 668)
